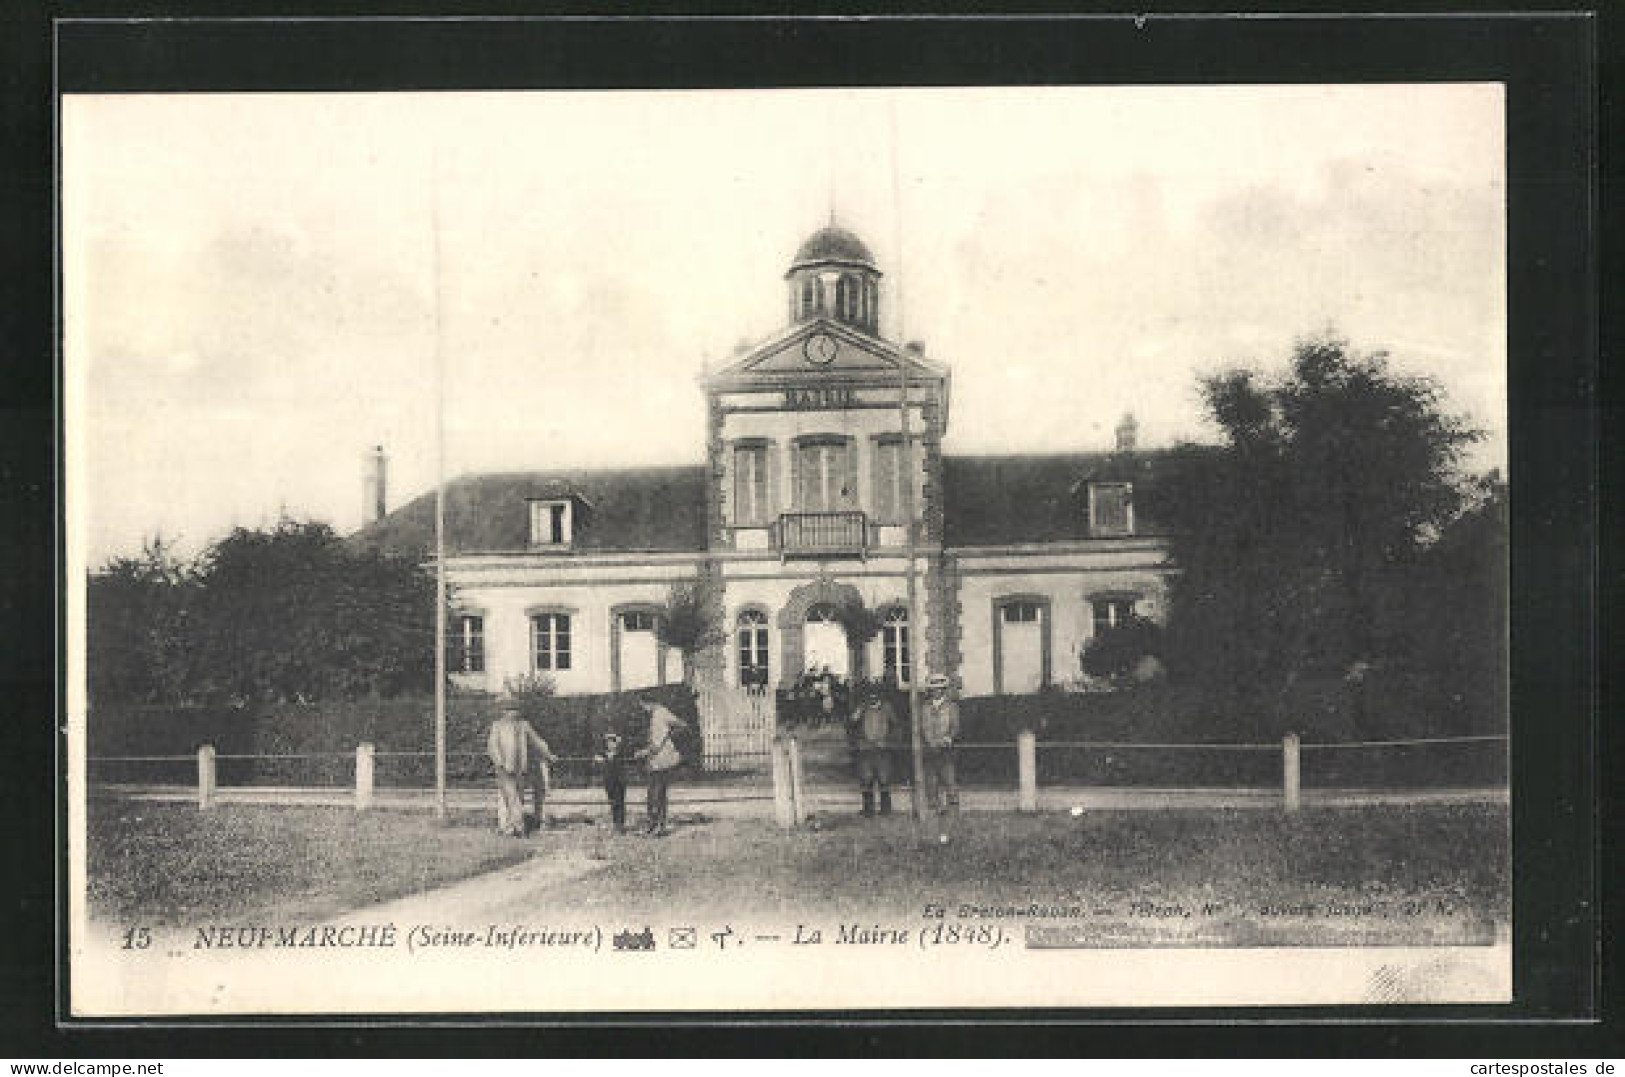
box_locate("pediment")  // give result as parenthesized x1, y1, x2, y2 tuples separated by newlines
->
(709, 319, 942, 385)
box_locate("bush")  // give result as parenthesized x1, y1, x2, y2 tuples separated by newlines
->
(946, 677, 1505, 787)
(1080, 615, 1163, 679)
(88, 683, 702, 788)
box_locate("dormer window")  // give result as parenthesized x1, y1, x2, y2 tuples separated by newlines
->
(1088, 482, 1134, 537)
(529, 498, 574, 548)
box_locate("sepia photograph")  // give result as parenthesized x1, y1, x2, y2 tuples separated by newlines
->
(64, 81, 1513, 1015)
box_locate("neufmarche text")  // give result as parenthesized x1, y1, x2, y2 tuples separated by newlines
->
(193, 924, 397, 949)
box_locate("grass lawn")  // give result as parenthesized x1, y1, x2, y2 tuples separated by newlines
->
(86, 797, 1508, 947)
(537, 802, 1509, 946)
(85, 798, 537, 926)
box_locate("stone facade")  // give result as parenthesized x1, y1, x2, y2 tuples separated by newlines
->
(432, 224, 1174, 701)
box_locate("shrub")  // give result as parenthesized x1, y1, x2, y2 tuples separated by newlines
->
(88, 683, 702, 788)
(1080, 615, 1163, 679)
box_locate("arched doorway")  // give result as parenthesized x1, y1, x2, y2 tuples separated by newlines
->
(803, 603, 849, 678)
(776, 579, 866, 687)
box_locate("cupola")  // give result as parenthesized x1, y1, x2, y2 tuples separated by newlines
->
(785, 224, 882, 333)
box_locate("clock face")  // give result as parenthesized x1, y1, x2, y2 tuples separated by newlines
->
(803, 333, 839, 366)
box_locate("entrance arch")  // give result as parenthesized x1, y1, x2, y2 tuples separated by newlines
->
(803, 604, 849, 678)
(777, 579, 865, 686)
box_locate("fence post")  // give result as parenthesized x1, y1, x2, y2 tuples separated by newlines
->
(770, 737, 796, 829)
(787, 733, 808, 824)
(1017, 731, 1038, 813)
(197, 744, 216, 810)
(356, 742, 375, 812)
(1282, 732, 1301, 812)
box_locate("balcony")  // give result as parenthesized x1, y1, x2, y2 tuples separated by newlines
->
(778, 511, 867, 558)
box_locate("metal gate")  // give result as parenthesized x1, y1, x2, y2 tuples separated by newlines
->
(696, 686, 776, 772)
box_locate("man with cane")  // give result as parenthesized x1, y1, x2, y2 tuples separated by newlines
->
(921, 674, 961, 837)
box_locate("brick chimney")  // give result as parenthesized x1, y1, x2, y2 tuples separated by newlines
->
(1115, 413, 1138, 453)
(363, 445, 387, 524)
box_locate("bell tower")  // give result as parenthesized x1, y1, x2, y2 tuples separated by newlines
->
(784, 224, 882, 334)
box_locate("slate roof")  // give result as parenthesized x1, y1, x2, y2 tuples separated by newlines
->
(941, 451, 1171, 546)
(347, 467, 709, 557)
(350, 452, 1173, 557)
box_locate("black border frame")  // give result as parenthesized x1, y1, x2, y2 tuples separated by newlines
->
(2, 6, 1608, 1056)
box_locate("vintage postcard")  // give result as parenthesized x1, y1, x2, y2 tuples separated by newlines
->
(64, 83, 1511, 1016)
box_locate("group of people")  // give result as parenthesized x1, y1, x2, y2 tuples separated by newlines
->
(846, 673, 961, 823)
(486, 674, 964, 839)
(486, 695, 689, 839)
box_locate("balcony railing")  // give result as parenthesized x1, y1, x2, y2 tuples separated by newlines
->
(778, 511, 867, 557)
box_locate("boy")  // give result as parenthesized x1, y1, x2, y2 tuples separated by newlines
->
(594, 730, 632, 834)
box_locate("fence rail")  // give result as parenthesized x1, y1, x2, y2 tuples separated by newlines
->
(88, 731, 1505, 822)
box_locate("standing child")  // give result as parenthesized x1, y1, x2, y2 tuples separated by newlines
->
(594, 731, 632, 834)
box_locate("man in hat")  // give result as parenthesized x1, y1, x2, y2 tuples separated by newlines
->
(487, 702, 558, 837)
(921, 674, 961, 818)
(486, 703, 531, 837)
(850, 682, 896, 817)
(633, 696, 688, 837)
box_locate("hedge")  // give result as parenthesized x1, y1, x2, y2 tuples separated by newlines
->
(948, 677, 1505, 787)
(957, 672, 1504, 746)
(87, 684, 701, 788)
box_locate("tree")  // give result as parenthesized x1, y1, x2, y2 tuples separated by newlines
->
(657, 575, 727, 687)
(88, 518, 439, 706)
(1157, 334, 1482, 732)
(86, 535, 201, 705)
(189, 519, 436, 703)
(1391, 471, 1508, 731)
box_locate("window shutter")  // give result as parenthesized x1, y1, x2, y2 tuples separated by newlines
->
(870, 438, 886, 522)
(790, 442, 804, 510)
(726, 445, 740, 524)
(765, 442, 780, 520)
(841, 438, 859, 510)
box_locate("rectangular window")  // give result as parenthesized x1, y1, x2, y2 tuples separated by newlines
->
(532, 612, 572, 671)
(1091, 598, 1137, 635)
(733, 444, 769, 525)
(1003, 601, 1040, 623)
(448, 614, 484, 673)
(882, 625, 911, 686)
(738, 628, 769, 688)
(1089, 483, 1133, 536)
(621, 610, 656, 632)
(529, 500, 573, 547)
(797, 440, 852, 511)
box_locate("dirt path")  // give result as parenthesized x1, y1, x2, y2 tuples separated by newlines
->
(321, 836, 613, 928)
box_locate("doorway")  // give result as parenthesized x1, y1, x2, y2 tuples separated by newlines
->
(802, 603, 849, 678)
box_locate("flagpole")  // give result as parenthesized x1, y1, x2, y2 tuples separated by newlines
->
(890, 99, 926, 825)
(431, 151, 448, 821)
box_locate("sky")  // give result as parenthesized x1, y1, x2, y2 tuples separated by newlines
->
(64, 85, 1506, 566)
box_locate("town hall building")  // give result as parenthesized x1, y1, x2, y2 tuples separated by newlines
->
(355, 224, 1173, 708)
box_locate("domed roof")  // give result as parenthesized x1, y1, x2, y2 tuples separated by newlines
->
(789, 225, 878, 273)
